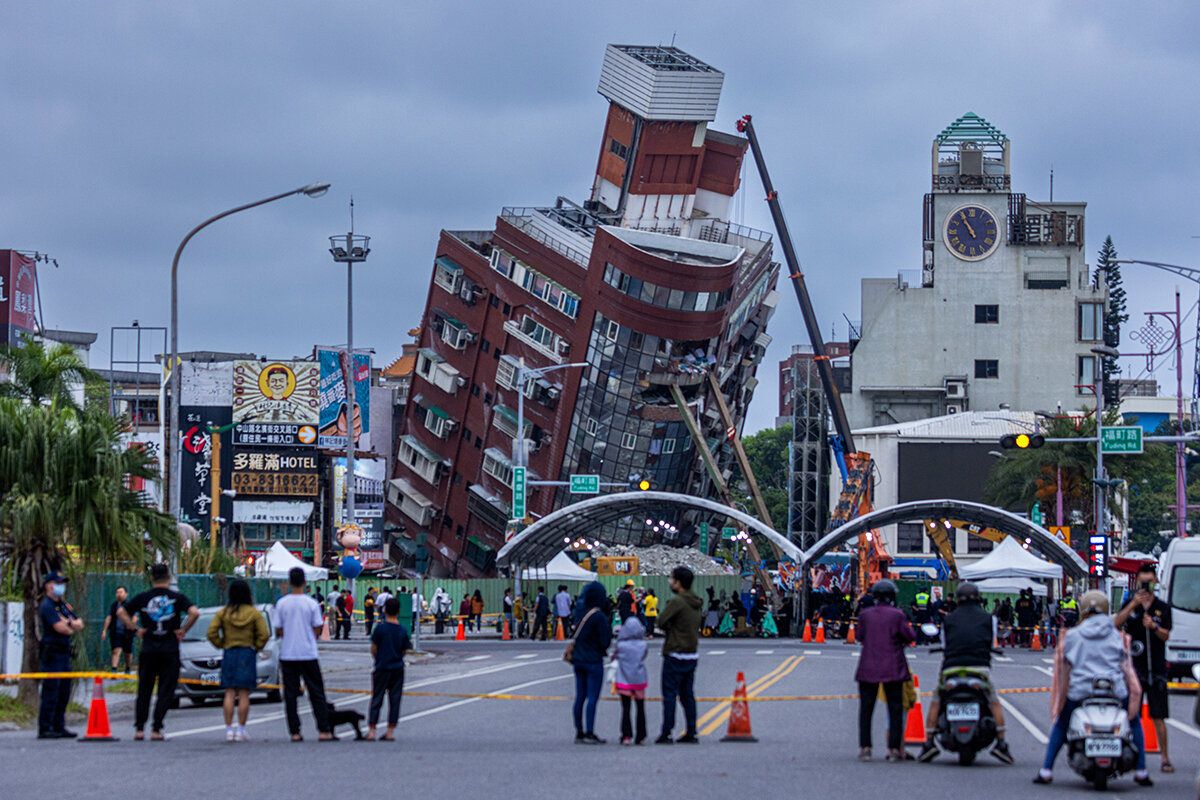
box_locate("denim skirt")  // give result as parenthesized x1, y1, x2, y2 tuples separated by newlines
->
(220, 646, 257, 689)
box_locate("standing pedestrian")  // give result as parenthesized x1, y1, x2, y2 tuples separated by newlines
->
(554, 585, 574, 637)
(205, 579, 269, 742)
(275, 567, 333, 742)
(569, 581, 612, 744)
(655, 566, 703, 744)
(326, 584, 341, 625)
(853, 579, 914, 762)
(503, 589, 515, 634)
(459, 594, 472, 631)
(335, 592, 351, 640)
(612, 615, 649, 745)
(470, 589, 484, 632)
(367, 597, 411, 741)
(643, 589, 658, 639)
(431, 587, 451, 634)
(102, 586, 134, 673)
(1114, 563, 1174, 773)
(532, 587, 550, 641)
(37, 570, 82, 739)
(617, 580, 636, 622)
(513, 593, 526, 638)
(363, 588, 377, 637)
(411, 585, 422, 634)
(343, 588, 355, 636)
(118, 563, 199, 741)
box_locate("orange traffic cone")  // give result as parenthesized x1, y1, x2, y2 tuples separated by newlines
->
(501, 618, 511, 640)
(320, 618, 331, 641)
(455, 619, 466, 641)
(1030, 628, 1042, 652)
(904, 674, 926, 745)
(845, 622, 856, 645)
(554, 619, 565, 641)
(1140, 703, 1160, 753)
(814, 620, 826, 644)
(80, 677, 117, 742)
(801, 620, 813, 643)
(720, 671, 758, 742)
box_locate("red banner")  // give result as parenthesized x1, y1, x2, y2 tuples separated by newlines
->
(0, 251, 37, 346)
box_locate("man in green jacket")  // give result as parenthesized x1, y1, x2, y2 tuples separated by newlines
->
(655, 566, 703, 744)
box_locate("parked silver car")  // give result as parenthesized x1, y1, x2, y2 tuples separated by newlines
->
(175, 604, 281, 705)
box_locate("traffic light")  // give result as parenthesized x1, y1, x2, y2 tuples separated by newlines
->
(630, 473, 654, 491)
(1000, 433, 1045, 450)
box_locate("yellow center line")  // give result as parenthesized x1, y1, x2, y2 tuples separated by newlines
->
(699, 655, 805, 737)
(694, 655, 799, 729)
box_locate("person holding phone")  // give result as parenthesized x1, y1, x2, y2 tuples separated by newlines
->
(1114, 562, 1174, 774)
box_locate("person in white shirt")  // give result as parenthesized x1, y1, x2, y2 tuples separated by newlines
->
(411, 588, 423, 634)
(275, 568, 333, 741)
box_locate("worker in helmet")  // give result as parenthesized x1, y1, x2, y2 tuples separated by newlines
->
(917, 582, 1013, 764)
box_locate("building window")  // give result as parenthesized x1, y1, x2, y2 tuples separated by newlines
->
(479, 338, 491, 354)
(439, 318, 474, 350)
(620, 432, 637, 449)
(896, 523, 924, 553)
(519, 315, 556, 349)
(503, 302, 512, 315)
(433, 258, 463, 294)
(1078, 355, 1096, 392)
(1079, 302, 1103, 342)
(489, 294, 499, 308)
(604, 320, 620, 342)
(482, 447, 514, 485)
(585, 417, 598, 436)
(967, 534, 993, 553)
(974, 304, 999, 324)
(974, 359, 999, 379)
(495, 355, 519, 391)
(609, 138, 629, 161)
(662, 438, 676, 454)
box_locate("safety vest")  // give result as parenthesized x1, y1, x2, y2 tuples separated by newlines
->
(915, 592, 930, 607)
(1060, 598, 1077, 611)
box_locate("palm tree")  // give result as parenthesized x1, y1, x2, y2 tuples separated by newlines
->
(984, 416, 1101, 528)
(0, 400, 177, 704)
(0, 333, 98, 410)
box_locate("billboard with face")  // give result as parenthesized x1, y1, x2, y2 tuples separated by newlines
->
(317, 349, 371, 451)
(232, 360, 319, 447)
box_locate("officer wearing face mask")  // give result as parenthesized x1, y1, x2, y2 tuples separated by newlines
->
(38, 570, 83, 739)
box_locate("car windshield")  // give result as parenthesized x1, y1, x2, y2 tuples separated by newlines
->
(182, 607, 271, 641)
(1170, 566, 1200, 613)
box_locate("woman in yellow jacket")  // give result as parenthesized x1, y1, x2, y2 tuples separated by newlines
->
(642, 589, 659, 639)
(207, 579, 269, 741)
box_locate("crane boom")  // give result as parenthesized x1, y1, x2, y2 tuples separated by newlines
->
(737, 114, 856, 454)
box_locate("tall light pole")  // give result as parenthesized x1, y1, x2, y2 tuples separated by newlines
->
(328, 225, 370, 529)
(166, 183, 330, 554)
(1092, 343, 1120, 591)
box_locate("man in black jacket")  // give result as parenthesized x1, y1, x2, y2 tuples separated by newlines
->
(918, 582, 1012, 764)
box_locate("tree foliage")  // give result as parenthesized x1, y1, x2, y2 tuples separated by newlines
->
(0, 334, 98, 410)
(735, 424, 792, 528)
(1094, 236, 1127, 405)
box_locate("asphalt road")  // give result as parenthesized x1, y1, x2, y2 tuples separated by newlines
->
(3, 637, 1198, 799)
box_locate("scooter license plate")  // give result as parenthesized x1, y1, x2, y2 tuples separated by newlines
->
(946, 703, 980, 721)
(1084, 737, 1121, 758)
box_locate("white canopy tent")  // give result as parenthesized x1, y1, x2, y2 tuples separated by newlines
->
(959, 536, 1063, 581)
(521, 550, 598, 582)
(975, 577, 1048, 597)
(252, 541, 328, 581)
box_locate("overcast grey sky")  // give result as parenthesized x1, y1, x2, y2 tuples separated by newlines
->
(3, 2, 1198, 433)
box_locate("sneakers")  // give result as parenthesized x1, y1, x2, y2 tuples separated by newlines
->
(226, 726, 236, 742)
(917, 739, 939, 763)
(655, 734, 674, 745)
(235, 726, 249, 742)
(620, 737, 632, 746)
(1032, 770, 1053, 785)
(577, 732, 606, 745)
(676, 734, 699, 744)
(1134, 773, 1154, 787)
(990, 740, 1014, 765)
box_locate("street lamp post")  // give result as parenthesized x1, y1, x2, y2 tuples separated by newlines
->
(166, 183, 330, 565)
(1092, 344, 1120, 592)
(328, 231, 371, 529)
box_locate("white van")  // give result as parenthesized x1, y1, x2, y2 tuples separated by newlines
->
(1156, 537, 1200, 680)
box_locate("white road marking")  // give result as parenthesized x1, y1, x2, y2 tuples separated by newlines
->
(1030, 666, 1054, 678)
(755, 650, 775, 655)
(803, 650, 821, 655)
(1042, 658, 1054, 664)
(168, 657, 562, 738)
(998, 696, 1049, 744)
(707, 650, 726, 656)
(513, 654, 537, 659)
(465, 655, 490, 661)
(1166, 719, 1200, 740)
(993, 655, 1013, 662)
(399, 674, 570, 723)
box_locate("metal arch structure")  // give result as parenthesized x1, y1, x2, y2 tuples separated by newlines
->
(799, 499, 1089, 581)
(495, 491, 803, 569)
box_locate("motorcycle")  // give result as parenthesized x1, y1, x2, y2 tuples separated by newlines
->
(922, 623, 997, 766)
(1065, 678, 1137, 790)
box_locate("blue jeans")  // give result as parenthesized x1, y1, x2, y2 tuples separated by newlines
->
(661, 656, 698, 737)
(1042, 698, 1146, 772)
(573, 663, 604, 734)
(38, 651, 72, 734)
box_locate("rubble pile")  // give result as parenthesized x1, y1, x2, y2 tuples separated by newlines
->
(591, 543, 730, 576)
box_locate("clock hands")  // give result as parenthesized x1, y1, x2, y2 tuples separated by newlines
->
(960, 214, 977, 239)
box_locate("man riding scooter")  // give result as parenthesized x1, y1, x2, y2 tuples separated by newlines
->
(917, 582, 1014, 764)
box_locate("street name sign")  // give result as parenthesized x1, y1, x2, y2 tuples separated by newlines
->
(569, 474, 600, 494)
(511, 466, 527, 519)
(1100, 426, 1143, 454)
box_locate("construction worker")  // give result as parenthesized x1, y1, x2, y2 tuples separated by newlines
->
(1058, 595, 1078, 629)
(912, 589, 934, 643)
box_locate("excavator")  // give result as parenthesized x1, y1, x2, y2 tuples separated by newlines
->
(923, 519, 1009, 579)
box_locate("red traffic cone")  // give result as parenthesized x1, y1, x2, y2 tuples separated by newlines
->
(455, 619, 466, 641)
(501, 618, 511, 640)
(1140, 703, 1160, 753)
(721, 671, 758, 742)
(80, 677, 117, 742)
(814, 620, 826, 644)
(904, 674, 926, 745)
(801, 620, 812, 643)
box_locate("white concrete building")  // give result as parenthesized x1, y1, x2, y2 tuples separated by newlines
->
(844, 113, 1108, 430)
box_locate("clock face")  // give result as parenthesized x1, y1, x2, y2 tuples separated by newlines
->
(944, 204, 1000, 261)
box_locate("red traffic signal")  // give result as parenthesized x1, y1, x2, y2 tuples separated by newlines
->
(1000, 433, 1045, 450)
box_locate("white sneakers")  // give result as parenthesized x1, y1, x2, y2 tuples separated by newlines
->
(226, 725, 249, 742)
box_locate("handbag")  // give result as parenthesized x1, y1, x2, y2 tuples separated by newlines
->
(563, 608, 598, 664)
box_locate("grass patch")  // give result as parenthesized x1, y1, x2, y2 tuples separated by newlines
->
(107, 681, 138, 694)
(0, 695, 36, 725)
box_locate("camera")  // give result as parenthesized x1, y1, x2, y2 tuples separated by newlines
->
(1139, 580, 1152, 593)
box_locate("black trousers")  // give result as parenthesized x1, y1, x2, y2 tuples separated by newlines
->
(531, 612, 549, 640)
(857, 680, 904, 750)
(38, 651, 72, 734)
(281, 659, 331, 736)
(336, 617, 351, 639)
(368, 667, 405, 727)
(135, 650, 180, 732)
(620, 695, 647, 742)
(365, 612, 375, 637)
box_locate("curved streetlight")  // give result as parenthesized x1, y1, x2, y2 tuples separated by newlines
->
(165, 182, 331, 543)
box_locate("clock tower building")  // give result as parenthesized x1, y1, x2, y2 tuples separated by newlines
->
(843, 112, 1108, 429)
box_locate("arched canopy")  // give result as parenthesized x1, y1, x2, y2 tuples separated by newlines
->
(496, 491, 802, 568)
(801, 499, 1088, 581)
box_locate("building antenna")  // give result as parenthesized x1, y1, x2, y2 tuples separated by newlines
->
(1049, 166, 1054, 202)
(349, 195, 355, 234)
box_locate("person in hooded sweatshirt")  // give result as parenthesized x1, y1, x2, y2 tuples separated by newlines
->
(612, 615, 649, 745)
(656, 565, 704, 744)
(1033, 591, 1150, 787)
(570, 581, 613, 744)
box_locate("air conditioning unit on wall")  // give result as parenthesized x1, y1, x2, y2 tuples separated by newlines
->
(946, 403, 963, 414)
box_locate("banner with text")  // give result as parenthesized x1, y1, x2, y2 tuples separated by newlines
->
(317, 349, 371, 451)
(232, 360, 319, 447)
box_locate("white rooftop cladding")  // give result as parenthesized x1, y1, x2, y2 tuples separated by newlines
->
(597, 44, 724, 122)
(602, 225, 744, 267)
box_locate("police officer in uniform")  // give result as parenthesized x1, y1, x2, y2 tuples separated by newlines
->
(38, 570, 83, 739)
(912, 589, 933, 643)
(1057, 595, 1078, 629)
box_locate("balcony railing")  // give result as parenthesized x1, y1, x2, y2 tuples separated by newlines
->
(502, 319, 564, 364)
(500, 208, 591, 268)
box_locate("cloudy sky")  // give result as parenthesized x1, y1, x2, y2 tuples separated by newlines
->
(3, 2, 1198, 433)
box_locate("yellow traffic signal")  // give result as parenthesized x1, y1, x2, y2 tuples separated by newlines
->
(1016, 434, 1030, 448)
(637, 479, 651, 491)
(1000, 433, 1044, 449)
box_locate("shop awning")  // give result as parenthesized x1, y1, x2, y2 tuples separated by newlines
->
(233, 501, 314, 525)
(427, 404, 451, 420)
(417, 347, 444, 364)
(435, 256, 463, 274)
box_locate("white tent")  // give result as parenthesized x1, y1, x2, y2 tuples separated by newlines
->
(521, 550, 598, 582)
(257, 541, 328, 581)
(959, 536, 1063, 581)
(975, 577, 1048, 597)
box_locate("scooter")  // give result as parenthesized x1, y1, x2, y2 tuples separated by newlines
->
(922, 623, 997, 766)
(1064, 678, 1137, 790)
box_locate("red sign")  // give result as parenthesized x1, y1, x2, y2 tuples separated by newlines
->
(0, 251, 37, 347)
(360, 550, 387, 570)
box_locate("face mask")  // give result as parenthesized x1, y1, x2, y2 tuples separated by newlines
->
(51, 583, 67, 597)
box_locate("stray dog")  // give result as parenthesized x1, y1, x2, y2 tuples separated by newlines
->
(326, 705, 365, 740)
